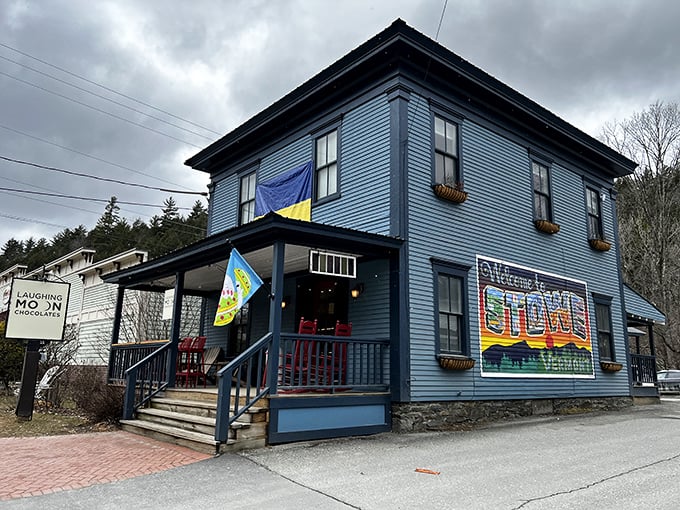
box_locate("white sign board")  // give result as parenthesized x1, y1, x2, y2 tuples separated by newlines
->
(5, 279, 71, 341)
(162, 288, 175, 321)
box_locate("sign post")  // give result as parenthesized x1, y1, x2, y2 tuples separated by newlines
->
(6, 278, 70, 420)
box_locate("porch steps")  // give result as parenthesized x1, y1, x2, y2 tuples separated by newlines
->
(120, 388, 268, 454)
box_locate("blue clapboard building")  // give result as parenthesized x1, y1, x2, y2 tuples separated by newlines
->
(104, 20, 665, 452)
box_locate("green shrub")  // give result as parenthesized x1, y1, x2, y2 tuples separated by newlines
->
(0, 336, 24, 395)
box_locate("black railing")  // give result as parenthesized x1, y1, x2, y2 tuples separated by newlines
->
(214, 333, 272, 445)
(108, 341, 168, 383)
(122, 343, 171, 420)
(278, 332, 389, 393)
(630, 353, 657, 385)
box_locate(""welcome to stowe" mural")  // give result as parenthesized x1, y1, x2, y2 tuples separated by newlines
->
(476, 256, 594, 378)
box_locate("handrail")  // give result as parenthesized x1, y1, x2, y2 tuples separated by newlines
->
(122, 342, 171, 420)
(108, 341, 168, 383)
(214, 333, 272, 445)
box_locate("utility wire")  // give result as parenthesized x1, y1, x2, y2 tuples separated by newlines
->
(0, 53, 215, 141)
(0, 211, 69, 229)
(0, 123, 193, 190)
(0, 70, 203, 148)
(0, 155, 208, 196)
(0, 186, 193, 209)
(0, 41, 222, 136)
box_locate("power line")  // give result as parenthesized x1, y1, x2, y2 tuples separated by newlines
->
(0, 69, 203, 148)
(0, 124, 193, 190)
(0, 211, 69, 229)
(0, 41, 222, 136)
(0, 155, 208, 196)
(0, 53, 215, 141)
(0, 186, 194, 209)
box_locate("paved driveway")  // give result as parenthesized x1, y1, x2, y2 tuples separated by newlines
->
(3, 398, 680, 509)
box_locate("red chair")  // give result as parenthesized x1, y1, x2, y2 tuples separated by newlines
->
(333, 321, 352, 385)
(175, 337, 195, 387)
(282, 318, 317, 386)
(188, 336, 207, 387)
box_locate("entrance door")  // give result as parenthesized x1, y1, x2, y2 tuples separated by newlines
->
(295, 275, 349, 335)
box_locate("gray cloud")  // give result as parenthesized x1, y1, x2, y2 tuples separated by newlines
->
(1, 0, 678, 255)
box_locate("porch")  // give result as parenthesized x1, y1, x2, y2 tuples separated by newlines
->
(102, 214, 405, 451)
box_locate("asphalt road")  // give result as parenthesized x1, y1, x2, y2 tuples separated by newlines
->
(5, 397, 680, 509)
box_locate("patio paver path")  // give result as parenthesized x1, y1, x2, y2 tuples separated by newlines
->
(0, 431, 210, 501)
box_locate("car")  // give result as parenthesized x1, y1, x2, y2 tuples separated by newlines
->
(657, 370, 680, 391)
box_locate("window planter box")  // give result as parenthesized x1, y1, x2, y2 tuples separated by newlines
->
(600, 360, 623, 372)
(437, 354, 475, 370)
(534, 219, 560, 234)
(432, 184, 468, 204)
(589, 238, 611, 252)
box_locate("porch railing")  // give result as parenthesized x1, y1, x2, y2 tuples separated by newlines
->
(108, 341, 168, 383)
(278, 332, 390, 393)
(122, 342, 171, 420)
(630, 353, 657, 385)
(214, 333, 271, 444)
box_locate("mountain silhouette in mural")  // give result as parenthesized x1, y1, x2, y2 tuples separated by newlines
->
(483, 340, 591, 369)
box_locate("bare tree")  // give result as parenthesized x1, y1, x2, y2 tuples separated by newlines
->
(602, 101, 680, 368)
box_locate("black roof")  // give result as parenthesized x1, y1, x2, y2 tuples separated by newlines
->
(186, 19, 636, 178)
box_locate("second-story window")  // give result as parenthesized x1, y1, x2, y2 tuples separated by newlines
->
(532, 161, 553, 221)
(315, 130, 338, 201)
(595, 300, 614, 361)
(434, 116, 459, 185)
(586, 188, 603, 240)
(239, 171, 256, 225)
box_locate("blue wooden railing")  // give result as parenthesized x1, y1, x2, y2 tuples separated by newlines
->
(108, 341, 168, 383)
(122, 343, 171, 420)
(630, 353, 657, 386)
(214, 333, 272, 444)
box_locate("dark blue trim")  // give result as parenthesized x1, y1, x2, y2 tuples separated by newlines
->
(266, 241, 285, 394)
(528, 156, 556, 224)
(167, 271, 184, 387)
(432, 260, 471, 356)
(390, 246, 410, 402)
(312, 125, 342, 205)
(429, 107, 465, 187)
(388, 83, 410, 239)
(267, 394, 391, 444)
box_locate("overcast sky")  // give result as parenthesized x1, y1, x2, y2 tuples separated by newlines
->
(1, 0, 679, 260)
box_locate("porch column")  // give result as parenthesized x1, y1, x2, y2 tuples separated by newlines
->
(266, 241, 285, 393)
(390, 246, 409, 401)
(107, 285, 126, 380)
(166, 271, 185, 387)
(648, 322, 656, 357)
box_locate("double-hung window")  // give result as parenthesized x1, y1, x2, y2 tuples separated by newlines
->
(239, 171, 256, 225)
(586, 187, 604, 240)
(593, 296, 614, 361)
(315, 130, 338, 201)
(434, 261, 469, 355)
(434, 116, 459, 185)
(532, 161, 553, 222)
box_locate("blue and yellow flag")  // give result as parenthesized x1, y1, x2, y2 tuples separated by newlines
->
(254, 161, 312, 221)
(214, 249, 263, 326)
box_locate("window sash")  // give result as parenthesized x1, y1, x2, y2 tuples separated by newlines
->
(532, 162, 552, 221)
(438, 274, 463, 354)
(595, 303, 613, 360)
(239, 172, 256, 224)
(315, 131, 338, 200)
(434, 116, 459, 184)
(586, 189, 603, 239)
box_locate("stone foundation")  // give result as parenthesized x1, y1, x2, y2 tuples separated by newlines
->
(392, 396, 633, 433)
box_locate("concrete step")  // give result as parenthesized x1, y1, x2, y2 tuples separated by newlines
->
(120, 419, 226, 455)
(150, 397, 268, 423)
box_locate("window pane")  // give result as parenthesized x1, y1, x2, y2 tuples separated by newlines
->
(327, 131, 337, 163)
(535, 194, 549, 220)
(435, 154, 445, 183)
(450, 277, 462, 314)
(439, 314, 450, 351)
(240, 176, 249, 199)
(449, 317, 460, 352)
(589, 216, 601, 238)
(317, 167, 328, 199)
(446, 121, 457, 155)
(327, 163, 337, 195)
(599, 332, 612, 359)
(435, 117, 446, 151)
(438, 275, 450, 313)
(316, 136, 327, 167)
(445, 156, 455, 183)
(532, 163, 542, 191)
(596, 304, 611, 333)
(248, 173, 257, 199)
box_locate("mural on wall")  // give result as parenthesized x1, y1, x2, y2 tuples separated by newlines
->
(477, 256, 594, 378)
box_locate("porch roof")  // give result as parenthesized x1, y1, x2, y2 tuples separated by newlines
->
(101, 214, 402, 293)
(624, 283, 666, 325)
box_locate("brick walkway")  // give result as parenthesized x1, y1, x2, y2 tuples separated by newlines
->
(0, 431, 210, 501)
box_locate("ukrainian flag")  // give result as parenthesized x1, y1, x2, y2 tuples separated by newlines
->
(254, 161, 312, 221)
(214, 249, 263, 326)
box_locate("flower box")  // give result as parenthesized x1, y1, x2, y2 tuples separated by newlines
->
(534, 219, 560, 234)
(600, 360, 623, 372)
(432, 184, 468, 203)
(437, 354, 475, 370)
(589, 238, 612, 251)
